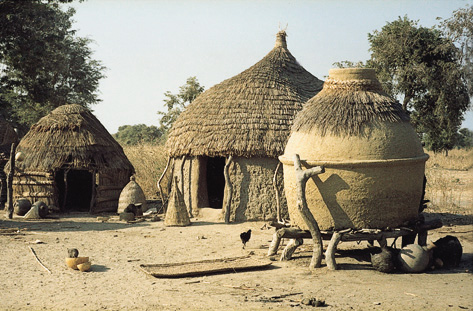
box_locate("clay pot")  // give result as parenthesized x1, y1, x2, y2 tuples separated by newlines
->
(65, 257, 89, 270)
(77, 262, 92, 272)
(398, 244, 430, 273)
(14, 198, 32, 216)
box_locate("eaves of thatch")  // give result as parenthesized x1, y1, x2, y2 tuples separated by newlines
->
(166, 31, 323, 158)
(8, 104, 134, 173)
(291, 68, 410, 137)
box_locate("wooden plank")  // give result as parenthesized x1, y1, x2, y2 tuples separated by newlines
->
(139, 256, 272, 278)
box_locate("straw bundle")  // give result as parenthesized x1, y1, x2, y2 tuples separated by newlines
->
(164, 177, 190, 227)
(292, 68, 409, 137)
(166, 31, 323, 158)
(117, 176, 147, 214)
(6, 104, 134, 172)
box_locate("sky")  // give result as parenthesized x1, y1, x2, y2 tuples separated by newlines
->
(69, 0, 473, 134)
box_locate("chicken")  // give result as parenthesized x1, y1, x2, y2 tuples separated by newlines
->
(240, 229, 251, 249)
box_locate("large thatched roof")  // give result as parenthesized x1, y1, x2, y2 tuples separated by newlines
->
(0, 116, 18, 160)
(9, 104, 134, 172)
(166, 31, 323, 158)
(291, 68, 410, 136)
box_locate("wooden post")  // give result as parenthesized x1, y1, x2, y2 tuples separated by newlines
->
(293, 154, 325, 270)
(6, 143, 17, 219)
(223, 155, 233, 224)
(273, 162, 282, 223)
(280, 238, 303, 261)
(325, 232, 342, 270)
(62, 169, 69, 212)
(157, 156, 171, 208)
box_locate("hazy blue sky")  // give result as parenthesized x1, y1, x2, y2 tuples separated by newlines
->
(70, 0, 473, 133)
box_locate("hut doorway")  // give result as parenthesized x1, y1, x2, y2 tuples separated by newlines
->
(55, 169, 93, 212)
(206, 157, 226, 209)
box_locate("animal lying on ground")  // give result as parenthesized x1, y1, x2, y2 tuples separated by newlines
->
(240, 229, 251, 249)
(370, 235, 463, 273)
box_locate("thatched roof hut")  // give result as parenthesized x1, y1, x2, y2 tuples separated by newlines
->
(165, 31, 323, 222)
(7, 104, 134, 213)
(0, 116, 18, 208)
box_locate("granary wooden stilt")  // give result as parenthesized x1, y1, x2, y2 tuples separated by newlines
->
(293, 154, 325, 270)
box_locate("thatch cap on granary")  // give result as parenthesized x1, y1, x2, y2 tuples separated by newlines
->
(8, 104, 134, 172)
(166, 31, 324, 158)
(291, 68, 410, 137)
(0, 116, 18, 160)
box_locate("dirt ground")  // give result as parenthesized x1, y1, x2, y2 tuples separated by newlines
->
(0, 207, 471, 311)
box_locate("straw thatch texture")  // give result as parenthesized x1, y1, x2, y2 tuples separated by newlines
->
(166, 31, 323, 158)
(118, 176, 147, 214)
(6, 104, 134, 213)
(7, 104, 134, 172)
(164, 178, 191, 227)
(292, 68, 409, 137)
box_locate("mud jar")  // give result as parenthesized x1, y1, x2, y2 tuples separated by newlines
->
(279, 68, 429, 231)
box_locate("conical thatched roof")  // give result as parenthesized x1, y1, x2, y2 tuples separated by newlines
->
(291, 68, 409, 136)
(9, 104, 134, 172)
(0, 116, 18, 159)
(166, 31, 323, 158)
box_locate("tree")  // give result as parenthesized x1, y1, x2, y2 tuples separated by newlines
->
(113, 124, 163, 145)
(0, 0, 105, 135)
(455, 128, 473, 148)
(157, 76, 204, 134)
(368, 16, 470, 154)
(439, 5, 473, 98)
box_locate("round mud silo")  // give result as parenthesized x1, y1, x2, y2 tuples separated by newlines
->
(280, 68, 428, 231)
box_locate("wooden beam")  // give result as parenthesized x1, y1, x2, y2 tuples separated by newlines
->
(293, 154, 325, 270)
(6, 143, 17, 219)
(223, 156, 233, 224)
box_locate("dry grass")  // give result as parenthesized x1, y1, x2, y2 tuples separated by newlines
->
(122, 143, 171, 200)
(123, 143, 472, 218)
(424, 148, 473, 214)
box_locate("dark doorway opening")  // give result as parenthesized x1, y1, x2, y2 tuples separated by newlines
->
(206, 157, 226, 209)
(55, 169, 93, 212)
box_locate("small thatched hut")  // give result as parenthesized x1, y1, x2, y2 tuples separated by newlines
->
(6, 104, 134, 213)
(165, 31, 323, 222)
(0, 116, 19, 208)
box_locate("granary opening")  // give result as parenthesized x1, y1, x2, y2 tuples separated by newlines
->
(55, 169, 93, 212)
(206, 157, 225, 209)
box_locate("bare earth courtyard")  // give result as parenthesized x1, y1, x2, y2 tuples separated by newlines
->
(0, 208, 472, 311)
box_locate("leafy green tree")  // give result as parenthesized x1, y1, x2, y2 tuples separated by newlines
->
(439, 5, 473, 98)
(455, 128, 473, 148)
(113, 124, 163, 145)
(368, 16, 470, 154)
(0, 0, 105, 135)
(332, 61, 366, 68)
(157, 76, 204, 133)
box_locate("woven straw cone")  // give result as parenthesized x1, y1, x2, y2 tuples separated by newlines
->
(118, 176, 147, 213)
(282, 68, 428, 231)
(164, 178, 190, 227)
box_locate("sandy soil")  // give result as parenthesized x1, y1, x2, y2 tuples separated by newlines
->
(0, 208, 471, 311)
